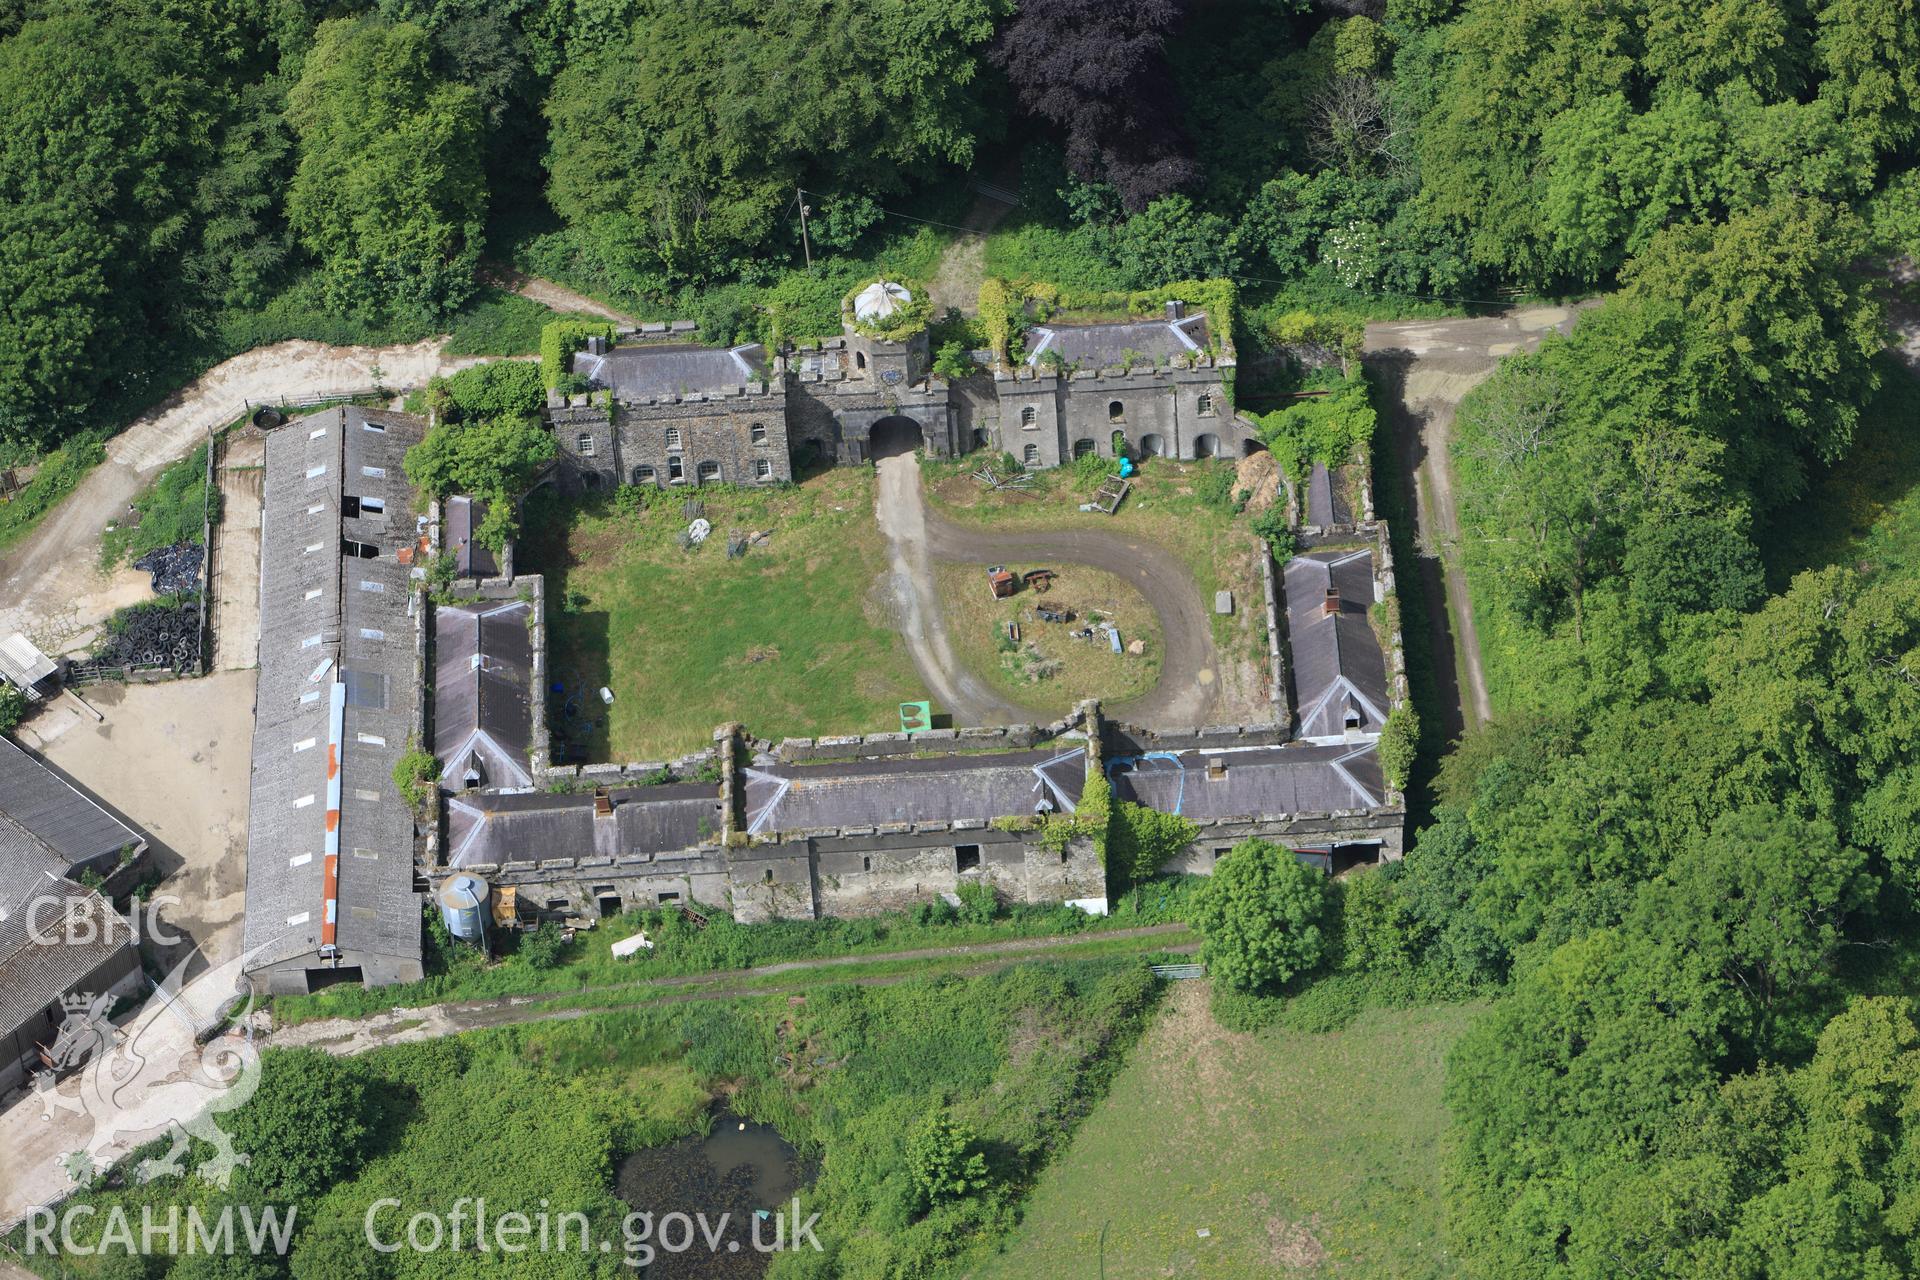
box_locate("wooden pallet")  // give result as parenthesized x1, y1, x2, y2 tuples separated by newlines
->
(1090, 475, 1130, 515)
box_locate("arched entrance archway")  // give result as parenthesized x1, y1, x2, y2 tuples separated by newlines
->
(1242, 437, 1267, 457)
(1139, 433, 1164, 457)
(868, 415, 923, 461)
(1194, 433, 1220, 458)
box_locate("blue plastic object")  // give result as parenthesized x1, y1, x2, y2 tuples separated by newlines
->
(1118, 456, 1135, 478)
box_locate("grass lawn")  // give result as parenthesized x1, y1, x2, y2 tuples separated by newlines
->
(1759, 356, 1920, 588)
(924, 456, 1272, 716)
(969, 983, 1478, 1279)
(522, 468, 925, 760)
(935, 560, 1162, 716)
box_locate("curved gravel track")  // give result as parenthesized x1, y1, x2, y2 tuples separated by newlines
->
(873, 451, 1218, 729)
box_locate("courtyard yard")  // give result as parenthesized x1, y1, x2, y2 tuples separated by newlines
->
(926, 455, 1276, 723)
(934, 560, 1162, 716)
(967, 982, 1477, 1279)
(523, 469, 927, 761)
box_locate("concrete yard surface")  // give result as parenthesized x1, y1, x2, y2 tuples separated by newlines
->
(16, 672, 258, 975)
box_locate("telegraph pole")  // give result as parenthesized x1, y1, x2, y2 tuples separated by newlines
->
(797, 188, 813, 270)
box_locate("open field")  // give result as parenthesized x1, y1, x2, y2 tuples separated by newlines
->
(934, 560, 1162, 716)
(969, 983, 1478, 1280)
(524, 469, 927, 760)
(1759, 356, 1920, 587)
(924, 457, 1273, 723)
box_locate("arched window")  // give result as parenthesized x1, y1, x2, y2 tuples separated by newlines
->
(697, 461, 721, 484)
(1020, 406, 1037, 429)
(632, 465, 656, 485)
(664, 427, 682, 449)
(754, 459, 773, 480)
(576, 432, 596, 455)
(855, 351, 867, 370)
(667, 456, 684, 482)
(1072, 438, 1095, 458)
(750, 421, 767, 443)
(1197, 394, 1215, 417)
(1108, 400, 1124, 423)
(1022, 443, 1040, 466)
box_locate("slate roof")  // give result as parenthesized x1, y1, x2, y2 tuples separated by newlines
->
(742, 748, 1087, 835)
(241, 407, 426, 977)
(434, 600, 535, 792)
(1023, 313, 1211, 369)
(0, 735, 145, 901)
(1109, 743, 1386, 817)
(1285, 548, 1390, 741)
(445, 784, 724, 868)
(574, 343, 769, 399)
(0, 878, 136, 1039)
(445, 496, 498, 578)
(1305, 462, 1351, 529)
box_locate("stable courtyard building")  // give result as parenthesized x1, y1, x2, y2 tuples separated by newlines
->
(541, 282, 1256, 494)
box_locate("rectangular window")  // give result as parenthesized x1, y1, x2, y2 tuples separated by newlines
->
(304, 542, 324, 554)
(668, 456, 684, 482)
(289, 853, 312, 868)
(358, 580, 384, 593)
(362, 420, 386, 433)
(360, 496, 385, 514)
(286, 912, 310, 926)
(299, 690, 322, 704)
(306, 464, 327, 478)
(754, 459, 772, 480)
(956, 844, 982, 873)
(342, 538, 378, 559)
(577, 433, 596, 456)
(308, 428, 327, 440)
(304, 588, 323, 600)
(293, 795, 315, 809)
(301, 634, 323, 649)
(356, 732, 386, 746)
(306, 503, 324, 515)
(341, 496, 361, 519)
(293, 737, 316, 752)
(665, 427, 682, 449)
(361, 465, 386, 478)
(359, 628, 385, 641)
(354, 788, 379, 801)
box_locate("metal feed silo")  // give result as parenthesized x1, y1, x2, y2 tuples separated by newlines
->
(437, 873, 490, 946)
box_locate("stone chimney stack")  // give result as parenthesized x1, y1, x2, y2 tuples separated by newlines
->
(1322, 588, 1340, 617)
(1166, 300, 1185, 321)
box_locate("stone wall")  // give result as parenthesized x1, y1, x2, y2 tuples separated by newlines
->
(614, 389, 790, 488)
(1158, 806, 1407, 874)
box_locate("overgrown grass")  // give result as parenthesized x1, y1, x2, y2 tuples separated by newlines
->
(0, 434, 106, 553)
(967, 983, 1478, 1279)
(275, 881, 1202, 1025)
(23, 960, 1168, 1280)
(443, 285, 595, 356)
(1758, 355, 1920, 588)
(523, 469, 926, 760)
(98, 443, 214, 568)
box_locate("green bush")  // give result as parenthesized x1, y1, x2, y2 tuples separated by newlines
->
(907, 1109, 992, 1209)
(391, 742, 440, 809)
(438, 360, 544, 422)
(1192, 838, 1332, 993)
(1071, 446, 1118, 490)
(515, 921, 567, 970)
(1194, 461, 1236, 511)
(538, 317, 616, 389)
(1378, 703, 1418, 792)
(443, 287, 580, 356)
(0, 684, 25, 734)
(1251, 506, 1295, 559)
(1105, 801, 1199, 894)
(0, 435, 107, 553)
